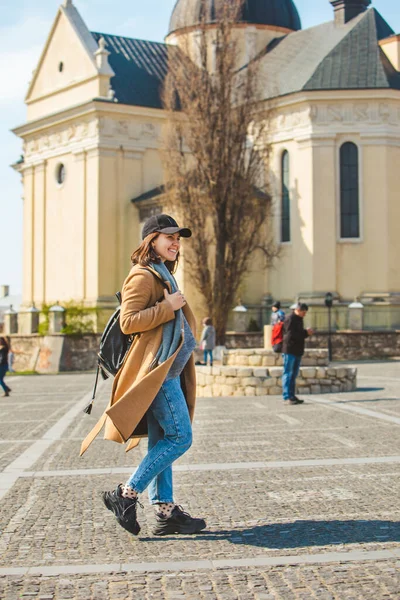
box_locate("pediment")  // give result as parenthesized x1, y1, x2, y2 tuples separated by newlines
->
(26, 4, 99, 103)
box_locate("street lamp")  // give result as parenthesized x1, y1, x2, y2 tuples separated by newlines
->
(325, 292, 333, 362)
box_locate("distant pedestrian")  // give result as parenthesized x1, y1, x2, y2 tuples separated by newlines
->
(271, 301, 285, 353)
(271, 301, 285, 326)
(0, 337, 11, 397)
(7, 339, 15, 373)
(200, 317, 216, 366)
(8, 351, 15, 373)
(282, 303, 313, 405)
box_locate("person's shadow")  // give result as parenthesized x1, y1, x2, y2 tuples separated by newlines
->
(144, 519, 400, 546)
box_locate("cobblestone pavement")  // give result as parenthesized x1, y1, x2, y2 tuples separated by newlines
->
(0, 362, 399, 599)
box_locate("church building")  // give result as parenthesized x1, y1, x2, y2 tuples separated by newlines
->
(12, 0, 400, 330)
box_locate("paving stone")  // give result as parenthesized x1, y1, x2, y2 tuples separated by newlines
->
(0, 365, 400, 597)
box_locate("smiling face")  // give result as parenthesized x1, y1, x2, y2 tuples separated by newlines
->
(152, 232, 181, 262)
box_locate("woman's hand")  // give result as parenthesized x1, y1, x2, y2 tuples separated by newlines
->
(164, 289, 186, 311)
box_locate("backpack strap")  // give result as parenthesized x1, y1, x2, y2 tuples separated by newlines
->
(83, 363, 101, 415)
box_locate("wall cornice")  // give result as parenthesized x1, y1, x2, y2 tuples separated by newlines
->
(13, 100, 166, 139)
(20, 113, 162, 166)
(269, 98, 400, 144)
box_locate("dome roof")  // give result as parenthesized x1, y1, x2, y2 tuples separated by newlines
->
(168, 0, 302, 35)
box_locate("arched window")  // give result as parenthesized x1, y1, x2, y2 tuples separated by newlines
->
(281, 151, 290, 242)
(340, 142, 360, 239)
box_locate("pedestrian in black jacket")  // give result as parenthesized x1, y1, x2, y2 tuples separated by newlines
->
(0, 337, 11, 397)
(282, 304, 313, 405)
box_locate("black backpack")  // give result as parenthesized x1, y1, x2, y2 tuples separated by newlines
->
(84, 292, 135, 415)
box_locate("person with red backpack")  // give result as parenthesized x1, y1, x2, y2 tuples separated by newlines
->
(271, 301, 285, 353)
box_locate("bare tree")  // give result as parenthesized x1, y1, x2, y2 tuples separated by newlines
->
(162, 0, 279, 344)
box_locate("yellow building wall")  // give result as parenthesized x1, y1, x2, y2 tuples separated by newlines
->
(311, 141, 337, 293)
(387, 145, 400, 291)
(22, 168, 34, 307)
(32, 163, 46, 305)
(336, 142, 389, 298)
(44, 152, 85, 304)
(268, 138, 314, 302)
(142, 150, 164, 193)
(84, 149, 101, 304)
(98, 151, 119, 299)
(28, 80, 103, 122)
(119, 152, 143, 284)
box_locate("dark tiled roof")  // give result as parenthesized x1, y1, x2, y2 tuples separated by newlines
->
(131, 185, 166, 203)
(304, 9, 395, 91)
(92, 8, 399, 110)
(91, 32, 169, 109)
(257, 8, 399, 98)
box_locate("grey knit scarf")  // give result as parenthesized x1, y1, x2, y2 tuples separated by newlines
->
(150, 262, 183, 367)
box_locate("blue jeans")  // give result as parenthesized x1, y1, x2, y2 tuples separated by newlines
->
(203, 349, 213, 365)
(127, 377, 192, 504)
(282, 354, 302, 400)
(0, 365, 9, 393)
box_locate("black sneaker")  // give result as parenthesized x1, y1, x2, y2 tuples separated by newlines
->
(102, 485, 141, 535)
(153, 505, 207, 536)
(292, 396, 304, 404)
(284, 398, 302, 405)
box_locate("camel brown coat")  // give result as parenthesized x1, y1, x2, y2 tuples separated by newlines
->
(80, 264, 197, 456)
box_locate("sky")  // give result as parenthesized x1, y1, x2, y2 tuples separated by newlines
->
(0, 0, 399, 295)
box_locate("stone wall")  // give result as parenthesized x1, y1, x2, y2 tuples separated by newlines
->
(306, 331, 400, 360)
(196, 347, 357, 397)
(8, 334, 100, 373)
(196, 364, 357, 398)
(226, 330, 400, 361)
(222, 348, 329, 367)
(225, 332, 264, 348)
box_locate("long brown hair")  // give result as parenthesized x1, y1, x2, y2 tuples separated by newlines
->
(130, 232, 180, 274)
(0, 337, 9, 350)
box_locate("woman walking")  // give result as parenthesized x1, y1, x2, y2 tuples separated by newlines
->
(0, 337, 11, 397)
(200, 317, 216, 366)
(80, 214, 206, 537)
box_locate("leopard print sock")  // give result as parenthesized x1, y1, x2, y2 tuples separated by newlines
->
(121, 484, 138, 499)
(155, 503, 175, 518)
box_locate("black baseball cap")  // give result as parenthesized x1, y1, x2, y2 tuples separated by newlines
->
(142, 214, 192, 240)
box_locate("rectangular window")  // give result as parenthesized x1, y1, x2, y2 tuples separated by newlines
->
(340, 142, 360, 239)
(281, 151, 290, 243)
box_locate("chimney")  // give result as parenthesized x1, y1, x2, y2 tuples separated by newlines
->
(0, 285, 9, 298)
(329, 0, 371, 25)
